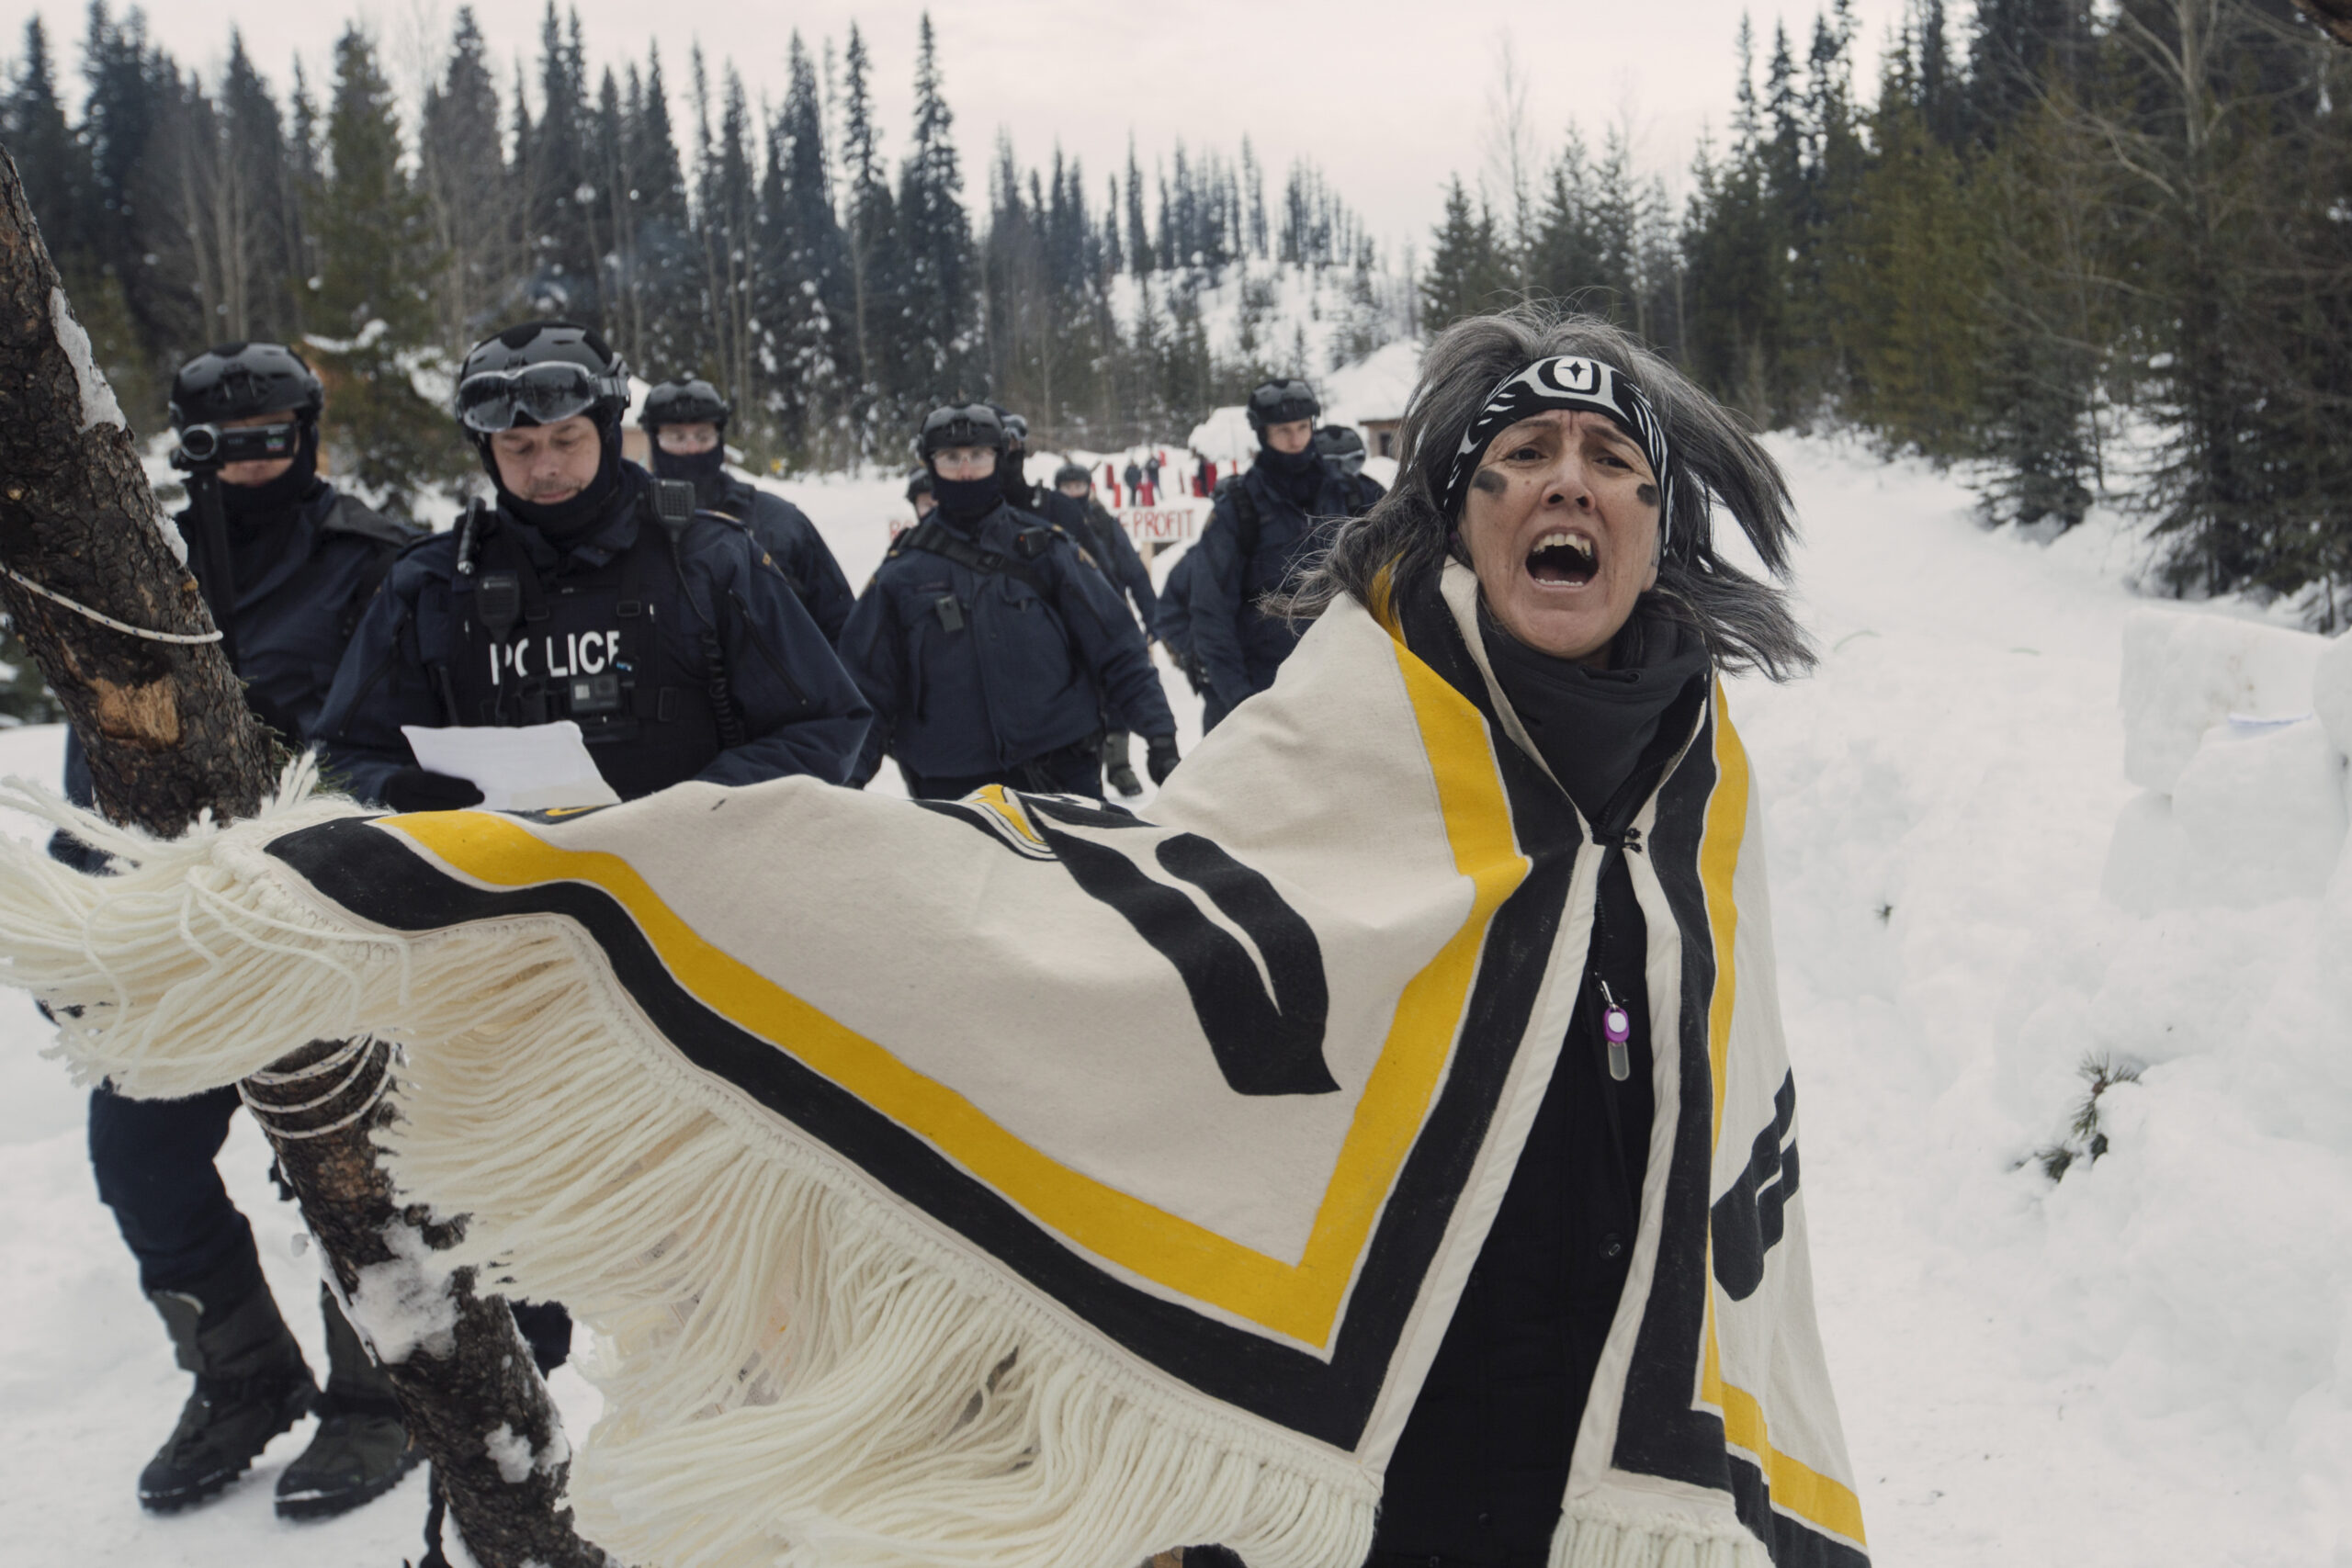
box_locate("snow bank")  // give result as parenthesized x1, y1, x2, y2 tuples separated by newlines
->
(1987, 610, 2352, 1560)
(1319, 338, 1419, 427)
(2118, 608, 2325, 792)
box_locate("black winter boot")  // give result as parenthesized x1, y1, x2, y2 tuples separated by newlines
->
(138, 1257, 317, 1512)
(275, 1286, 422, 1519)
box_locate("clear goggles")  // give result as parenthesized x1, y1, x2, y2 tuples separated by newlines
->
(456, 363, 624, 434)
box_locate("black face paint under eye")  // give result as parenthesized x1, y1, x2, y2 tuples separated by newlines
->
(1471, 468, 1510, 496)
(1636, 482, 1660, 507)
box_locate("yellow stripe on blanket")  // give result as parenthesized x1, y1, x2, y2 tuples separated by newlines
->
(384, 624, 1529, 1352)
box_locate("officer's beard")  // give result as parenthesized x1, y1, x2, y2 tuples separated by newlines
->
(492, 421, 626, 544)
(932, 470, 1004, 526)
(650, 442, 728, 509)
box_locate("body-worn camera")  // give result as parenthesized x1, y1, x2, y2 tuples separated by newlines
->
(170, 421, 300, 471)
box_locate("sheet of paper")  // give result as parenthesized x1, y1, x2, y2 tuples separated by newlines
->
(400, 720, 622, 812)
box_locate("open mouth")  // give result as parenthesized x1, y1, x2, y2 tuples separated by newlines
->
(1526, 529, 1598, 587)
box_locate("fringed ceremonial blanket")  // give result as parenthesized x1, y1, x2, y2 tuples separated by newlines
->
(0, 562, 1865, 1568)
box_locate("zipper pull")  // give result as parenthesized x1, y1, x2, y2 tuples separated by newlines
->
(1600, 980, 1632, 1083)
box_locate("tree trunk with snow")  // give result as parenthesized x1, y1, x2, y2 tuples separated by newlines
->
(2289, 0, 2352, 46)
(0, 144, 604, 1568)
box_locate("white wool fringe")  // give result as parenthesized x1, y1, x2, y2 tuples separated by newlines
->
(0, 775, 1378, 1568)
(1549, 1503, 1774, 1568)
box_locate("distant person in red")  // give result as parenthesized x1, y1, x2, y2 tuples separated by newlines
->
(1195, 455, 1215, 497)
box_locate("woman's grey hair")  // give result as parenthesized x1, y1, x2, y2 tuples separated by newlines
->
(1280, 306, 1815, 681)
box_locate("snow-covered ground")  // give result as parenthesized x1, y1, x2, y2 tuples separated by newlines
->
(2, 434, 2346, 1564)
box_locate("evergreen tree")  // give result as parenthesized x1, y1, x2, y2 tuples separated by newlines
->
(1420, 177, 1513, 331)
(419, 10, 510, 353)
(761, 32, 853, 466)
(839, 22, 898, 426)
(310, 25, 463, 504)
(895, 14, 977, 400)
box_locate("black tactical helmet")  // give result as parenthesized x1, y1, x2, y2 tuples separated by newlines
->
(1000, 411, 1029, 450)
(918, 403, 1007, 461)
(168, 342, 323, 432)
(639, 375, 729, 431)
(1053, 461, 1091, 489)
(1314, 423, 1369, 475)
(1246, 378, 1320, 433)
(906, 467, 934, 502)
(454, 321, 629, 436)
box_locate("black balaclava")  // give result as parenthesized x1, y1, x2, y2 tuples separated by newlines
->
(217, 419, 322, 523)
(650, 437, 729, 508)
(1255, 437, 1324, 506)
(933, 460, 1004, 525)
(489, 413, 626, 544)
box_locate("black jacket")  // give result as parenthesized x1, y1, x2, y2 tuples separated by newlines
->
(838, 501, 1175, 784)
(1035, 489, 1158, 633)
(315, 466, 870, 805)
(1371, 611, 1712, 1567)
(57, 480, 415, 866)
(1188, 453, 1371, 711)
(705, 474, 857, 646)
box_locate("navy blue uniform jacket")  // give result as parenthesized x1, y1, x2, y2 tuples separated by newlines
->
(315, 468, 869, 805)
(1035, 490, 1158, 634)
(838, 502, 1175, 784)
(1187, 456, 1368, 710)
(62, 479, 413, 817)
(707, 473, 857, 646)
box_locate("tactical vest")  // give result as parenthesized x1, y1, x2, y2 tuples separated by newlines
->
(435, 483, 735, 802)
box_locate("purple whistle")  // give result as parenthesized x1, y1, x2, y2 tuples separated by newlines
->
(1600, 982, 1632, 1083)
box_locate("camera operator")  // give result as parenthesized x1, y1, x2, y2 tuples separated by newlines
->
(55, 341, 425, 1522)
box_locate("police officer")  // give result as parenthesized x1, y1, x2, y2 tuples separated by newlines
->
(638, 376, 856, 645)
(1035, 461, 1159, 797)
(316, 320, 869, 813)
(1188, 378, 1376, 729)
(840, 403, 1179, 799)
(993, 409, 1036, 510)
(64, 342, 425, 1520)
(1155, 547, 1206, 701)
(1314, 423, 1387, 510)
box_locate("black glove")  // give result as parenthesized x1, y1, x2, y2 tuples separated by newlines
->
(1146, 734, 1181, 785)
(380, 767, 484, 814)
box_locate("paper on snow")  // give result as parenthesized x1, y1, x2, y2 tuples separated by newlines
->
(400, 721, 620, 812)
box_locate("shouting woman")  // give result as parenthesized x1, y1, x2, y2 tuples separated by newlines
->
(0, 308, 1862, 1568)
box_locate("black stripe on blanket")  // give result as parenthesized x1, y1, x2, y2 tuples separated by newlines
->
(1611, 692, 1734, 1489)
(266, 591, 1587, 1453)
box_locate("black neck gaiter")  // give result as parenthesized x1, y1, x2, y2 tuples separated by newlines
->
(1256, 442, 1324, 507)
(933, 473, 1002, 525)
(1479, 601, 1712, 829)
(650, 443, 729, 509)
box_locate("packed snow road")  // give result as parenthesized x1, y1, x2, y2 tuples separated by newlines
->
(0, 438, 2336, 1564)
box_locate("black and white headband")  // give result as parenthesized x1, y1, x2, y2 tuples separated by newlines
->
(1438, 355, 1675, 547)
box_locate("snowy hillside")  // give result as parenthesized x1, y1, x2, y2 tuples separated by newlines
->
(2, 435, 2348, 1564)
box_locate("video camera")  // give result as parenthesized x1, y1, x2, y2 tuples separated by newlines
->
(169, 421, 301, 471)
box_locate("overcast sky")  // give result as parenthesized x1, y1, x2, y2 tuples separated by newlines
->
(5, 0, 1918, 252)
